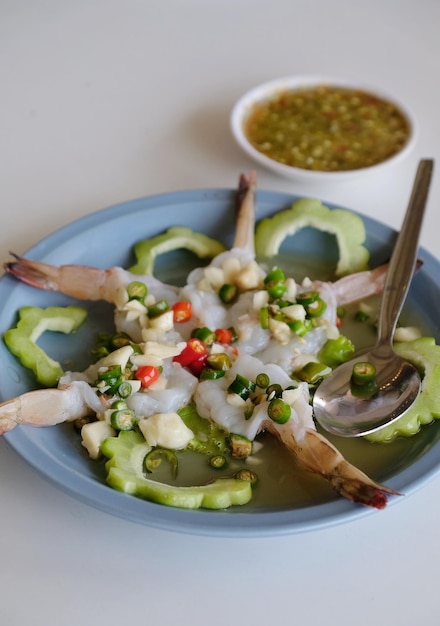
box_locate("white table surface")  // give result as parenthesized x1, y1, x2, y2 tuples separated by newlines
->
(1, 1, 440, 624)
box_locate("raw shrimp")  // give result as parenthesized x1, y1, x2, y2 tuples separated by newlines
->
(4, 254, 179, 308)
(195, 353, 397, 508)
(4, 254, 181, 343)
(180, 171, 262, 330)
(0, 357, 198, 434)
(0, 381, 104, 435)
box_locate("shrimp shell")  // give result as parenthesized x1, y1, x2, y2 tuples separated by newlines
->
(264, 419, 399, 509)
(0, 381, 104, 435)
(3, 254, 178, 307)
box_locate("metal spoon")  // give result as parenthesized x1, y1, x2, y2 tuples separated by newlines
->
(313, 159, 434, 437)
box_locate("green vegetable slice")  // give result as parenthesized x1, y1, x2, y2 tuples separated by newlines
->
(255, 198, 370, 277)
(179, 404, 228, 457)
(3, 305, 87, 387)
(129, 226, 226, 275)
(101, 430, 252, 509)
(366, 338, 440, 443)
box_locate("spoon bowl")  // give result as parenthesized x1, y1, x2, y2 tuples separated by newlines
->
(313, 349, 421, 436)
(313, 159, 434, 437)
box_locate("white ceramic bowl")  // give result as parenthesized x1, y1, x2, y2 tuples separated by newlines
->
(231, 76, 417, 182)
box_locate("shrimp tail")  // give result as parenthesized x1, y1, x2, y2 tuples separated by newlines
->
(265, 421, 400, 509)
(5, 255, 136, 304)
(0, 382, 104, 435)
(3, 254, 118, 301)
(233, 171, 256, 253)
(330, 460, 396, 509)
(4, 253, 62, 292)
(332, 258, 424, 307)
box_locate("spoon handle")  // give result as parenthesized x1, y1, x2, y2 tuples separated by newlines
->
(376, 159, 434, 353)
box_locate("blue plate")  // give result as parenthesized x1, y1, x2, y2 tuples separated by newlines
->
(1, 188, 440, 537)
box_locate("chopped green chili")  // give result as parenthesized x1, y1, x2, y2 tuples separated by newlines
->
(110, 408, 137, 431)
(228, 374, 256, 400)
(111, 332, 132, 349)
(229, 433, 253, 458)
(296, 362, 332, 384)
(235, 468, 259, 486)
(191, 326, 216, 345)
(218, 283, 238, 304)
(117, 381, 133, 399)
(266, 281, 287, 299)
(305, 296, 327, 318)
(287, 319, 313, 337)
(264, 268, 286, 284)
(127, 281, 148, 301)
(147, 300, 170, 318)
(296, 290, 319, 306)
(351, 361, 377, 386)
(96, 365, 123, 395)
(199, 367, 226, 380)
(354, 310, 370, 322)
(266, 383, 283, 399)
(206, 353, 232, 371)
(260, 306, 270, 329)
(256, 372, 270, 389)
(318, 335, 355, 368)
(228, 326, 238, 343)
(268, 398, 291, 424)
(209, 454, 227, 469)
(143, 448, 178, 479)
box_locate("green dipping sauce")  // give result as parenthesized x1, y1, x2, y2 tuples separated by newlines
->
(244, 85, 411, 172)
